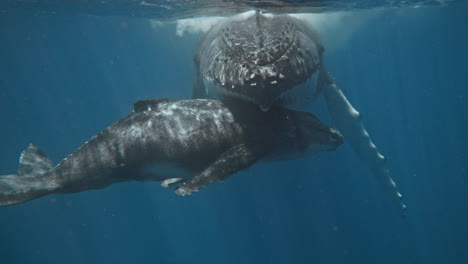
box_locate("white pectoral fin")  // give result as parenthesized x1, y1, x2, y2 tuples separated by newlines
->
(322, 74, 406, 216)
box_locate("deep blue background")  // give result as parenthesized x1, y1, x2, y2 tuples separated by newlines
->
(0, 4, 467, 264)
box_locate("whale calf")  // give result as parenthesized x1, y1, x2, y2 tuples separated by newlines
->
(193, 12, 406, 214)
(0, 98, 343, 206)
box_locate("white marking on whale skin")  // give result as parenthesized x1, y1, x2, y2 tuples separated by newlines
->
(203, 79, 261, 106)
(160, 108, 174, 116)
(175, 187, 190, 196)
(161, 178, 183, 188)
(128, 124, 145, 138)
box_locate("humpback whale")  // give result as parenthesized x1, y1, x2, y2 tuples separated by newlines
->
(193, 12, 406, 214)
(0, 98, 343, 206)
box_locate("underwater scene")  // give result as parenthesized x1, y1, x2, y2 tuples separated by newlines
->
(0, 1, 467, 263)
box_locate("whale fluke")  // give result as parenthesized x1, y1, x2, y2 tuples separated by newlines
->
(0, 144, 57, 206)
(18, 144, 54, 176)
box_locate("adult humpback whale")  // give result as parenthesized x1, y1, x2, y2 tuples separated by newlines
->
(0, 98, 343, 206)
(193, 12, 406, 214)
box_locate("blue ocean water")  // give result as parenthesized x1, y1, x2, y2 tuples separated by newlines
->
(0, 2, 467, 264)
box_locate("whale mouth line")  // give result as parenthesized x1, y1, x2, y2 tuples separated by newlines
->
(204, 69, 319, 111)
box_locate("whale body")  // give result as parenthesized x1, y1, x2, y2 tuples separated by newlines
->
(0, 98, 343, 206)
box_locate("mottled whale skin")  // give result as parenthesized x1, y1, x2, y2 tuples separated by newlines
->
(193, 12, 324, 111)
(193, 12, 406, 214)
(0, 98, 343, 206)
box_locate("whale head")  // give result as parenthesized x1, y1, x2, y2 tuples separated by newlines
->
(195, 12, 323, 111)
(291, 110, 344, 155)
(256, 106, 344, 161)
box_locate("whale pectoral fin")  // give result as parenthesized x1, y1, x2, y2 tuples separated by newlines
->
(321, 72, 406, 216)
(174, 144, 261, 196)
(133, 98, 174, 112)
